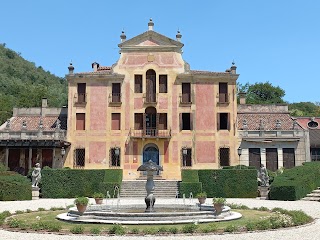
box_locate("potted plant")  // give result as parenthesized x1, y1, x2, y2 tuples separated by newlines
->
(212, 197, 226, 215)
(93, 192, 104, 204)
(74, 196, 89, 215)
(196, 192, 207, 204)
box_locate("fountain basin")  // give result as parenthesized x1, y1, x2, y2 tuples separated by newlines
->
(57, 204, 242, 225)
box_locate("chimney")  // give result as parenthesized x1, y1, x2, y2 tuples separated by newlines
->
(68, 63, 74, 74)
(176, 30, 182, 42)
(120, 31, 126, 42)
(92, 62, 99, 72)
(230, 61, 237, 74)
(148, 18, 154, 31)
(239, 92, 246, 104)
(42, 98, 48, 108)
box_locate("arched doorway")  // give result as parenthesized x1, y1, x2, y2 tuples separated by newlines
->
(143, 144, 159, 166)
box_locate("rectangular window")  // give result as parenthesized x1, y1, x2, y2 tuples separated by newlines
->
(112, 113, 121, 130)
(180, 113, 193, 130)
(219, 147, 230, 166)
(181, 83, 191, 103)
(266, 148, 278, 171)
(159, 75, 168, 93)
(76, 113, 85, 130)
(134, 75, 142, 93)
(74, 148, 85, 168)
(134, 113, 143, 130)
(249, 148, 261, 169)
(219, 82, 228, 103)
(311, 148, 320, 161)
(283, 148, 295, 169)
(110, 148, 121, 167)
(158, 113, 167, 130)
(217, 113, 229, 130)
(77, 83, 86, 103)
(112, 83, 121, 102)
(181, 148, 192, 167)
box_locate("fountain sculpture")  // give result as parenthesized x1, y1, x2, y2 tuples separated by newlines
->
(137, 160, 163, 212)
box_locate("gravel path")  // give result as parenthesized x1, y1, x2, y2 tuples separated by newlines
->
(0, 198, 319, 240)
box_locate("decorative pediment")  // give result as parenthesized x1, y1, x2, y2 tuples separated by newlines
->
(118, 30, 183, 52)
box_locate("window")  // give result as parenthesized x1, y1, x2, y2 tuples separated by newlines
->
(112, 113, 121, 130)
(158, 113, 167, 130)
(146, 69, 156, 102)
(181, 83, 191, 103)
(110, 147, 120, 167)
(74, 148, 85, 168)
(112, 83, 121, 102)
(217, 113, 229, 130)
(218, 83, 228, 103)
(134, 113, 143, 130)
(159, 75, 168, 93)
(76, 113, 85, 130)
(311, 148, 320, 161)
(134, 75, 142, 93)
(77, 83, 86, 103)
(219, 147, 230, 166)
(180, 113, 193, 130)
(249, 148, 261, 169)
(181, 148, 192, 167)
(283, 148, 295, 169)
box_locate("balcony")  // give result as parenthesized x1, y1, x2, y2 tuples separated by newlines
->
(109, 93, 122, 106)
(217, 93, 230, 104)
(179, 93, 192, 105)
(74, 93, 87, 106)
(143, 93, 157, 105)
(129, 128, 171, 139)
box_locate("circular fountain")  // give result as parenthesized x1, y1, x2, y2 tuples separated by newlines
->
(57, 161, 242, 224)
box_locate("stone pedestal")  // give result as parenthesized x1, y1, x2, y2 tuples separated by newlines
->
(258, 186, 269, 200)
(32, 186, 40, 200)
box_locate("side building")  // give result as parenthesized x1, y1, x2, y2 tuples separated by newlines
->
(237, 96, 309, 171)
(65, 20, 239, 180)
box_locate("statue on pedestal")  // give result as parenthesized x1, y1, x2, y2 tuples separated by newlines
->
(31, 163, 41, 187)
(258, 164, 269, 187)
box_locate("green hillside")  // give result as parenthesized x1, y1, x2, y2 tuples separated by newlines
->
(0, 43, 67, 124)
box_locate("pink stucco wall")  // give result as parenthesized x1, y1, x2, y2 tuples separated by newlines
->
(125, 83, 130, 130)
(89, 142, 106, 163)
(134, 98, 143, 109)
(172, 141, 178, 163)
(164, 141, 169, 163)
(171, 85, 178, 131)
(196, 141, 215, 163)
(159, 97, 168, 109)
(90, 84, 107, 130)
(195, 84, 215, 130)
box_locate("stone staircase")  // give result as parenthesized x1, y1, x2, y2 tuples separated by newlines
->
(120, 180, 179, 198)
(302, 187, 320, 201)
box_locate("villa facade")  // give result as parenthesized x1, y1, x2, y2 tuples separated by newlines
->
(65, 20, 239, 180)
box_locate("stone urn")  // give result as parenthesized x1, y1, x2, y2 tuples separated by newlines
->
(213, 203, 223, 215)
(76, 204, 87, 215)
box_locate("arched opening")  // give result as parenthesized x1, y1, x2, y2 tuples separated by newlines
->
(145, 107, 157, 136)
(146, 69, 156, 102)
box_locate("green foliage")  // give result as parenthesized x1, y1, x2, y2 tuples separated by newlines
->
(289, 102, 320, 117)
(98, 182, 122, 197)
(0, 44, 67, 124)
(108, 224, 126, 235)
(74, 197, 89, 205)
(181, 169, 199, 182)
(0, 163, 8, 172)
(168, 226, 178, 234)
(70, 225, 85, 234)
(238, 81, 285, 104)
(195, 192, 207, 198)
(212, 197, 226, 204)
(224, 224, 238, 232)
(89, 227, 101, 235)
(0, 211, 11, 225)
(271, 208, 312, 226)
(198, 169, 258, 198)
(103, 169, 123, 182)
(7, 218, 25, 228)
(0, 172, 32, 201)
(92, 192, 104, 198)
(269, 162, 320, 200)
(130, 227, 140, 234)
(181, 223, 198, 233)
(179, 182, 202, 197)
(41, 169, 122, 198)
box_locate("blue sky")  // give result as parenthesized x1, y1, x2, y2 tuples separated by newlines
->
(0, 0, 319, 103)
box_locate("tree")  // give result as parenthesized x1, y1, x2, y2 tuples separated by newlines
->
(288, 102, 320, 117)
(238, 82, 285, 104)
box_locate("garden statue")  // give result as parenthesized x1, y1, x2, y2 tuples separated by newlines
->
(258, 164, 269, 187)
(31, 163, 41, 187)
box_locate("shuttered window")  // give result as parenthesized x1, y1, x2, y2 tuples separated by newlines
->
(159, 75, 167, 93)
(112, 113, 121, 130)
(76, 113, 85, 130)
(158, 113, 167, 130)
(134, 75, 142, 93)
(134, 113, 143, 130)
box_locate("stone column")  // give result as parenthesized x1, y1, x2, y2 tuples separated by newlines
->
(278, 148, 283, 168)
(28, 147, 32, 170)
(5, 147, 9, 168)
(261, 148, 266, 167)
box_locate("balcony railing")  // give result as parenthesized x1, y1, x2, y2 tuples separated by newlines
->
(217, 93, 229, 103)
(109, 93, 122, 105)
(129, 128, 171, 139)
(179, 93, 192, 104)
(0, 130, 67, 141)
(74, 93, 87, 105)
(143, 93, 157, 104)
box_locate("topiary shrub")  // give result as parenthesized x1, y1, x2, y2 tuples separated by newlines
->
(0, 173, 32, 201)
(179, 182, 202, 197)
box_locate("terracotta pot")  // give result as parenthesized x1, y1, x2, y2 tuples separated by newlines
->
(213, 203, 223, 215)
(95, 198, 103, 204)
(76, 204, 87, 215)
(198, 197, 206, 204)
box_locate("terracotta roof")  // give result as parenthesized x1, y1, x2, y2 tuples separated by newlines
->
(238, 113, 301, 130)
(295, 117, 320, 130)
(97, 66, 112, 71)
(7, 116, 67, 131)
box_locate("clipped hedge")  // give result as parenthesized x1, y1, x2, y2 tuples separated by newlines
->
(0, 173, 32, 201)
(181, 170, 199, 182)
(41, 169, 123, 198)
(179, 182, 202, 197)
(198, 169, 258, 198)
(269, 162, 320, 200)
